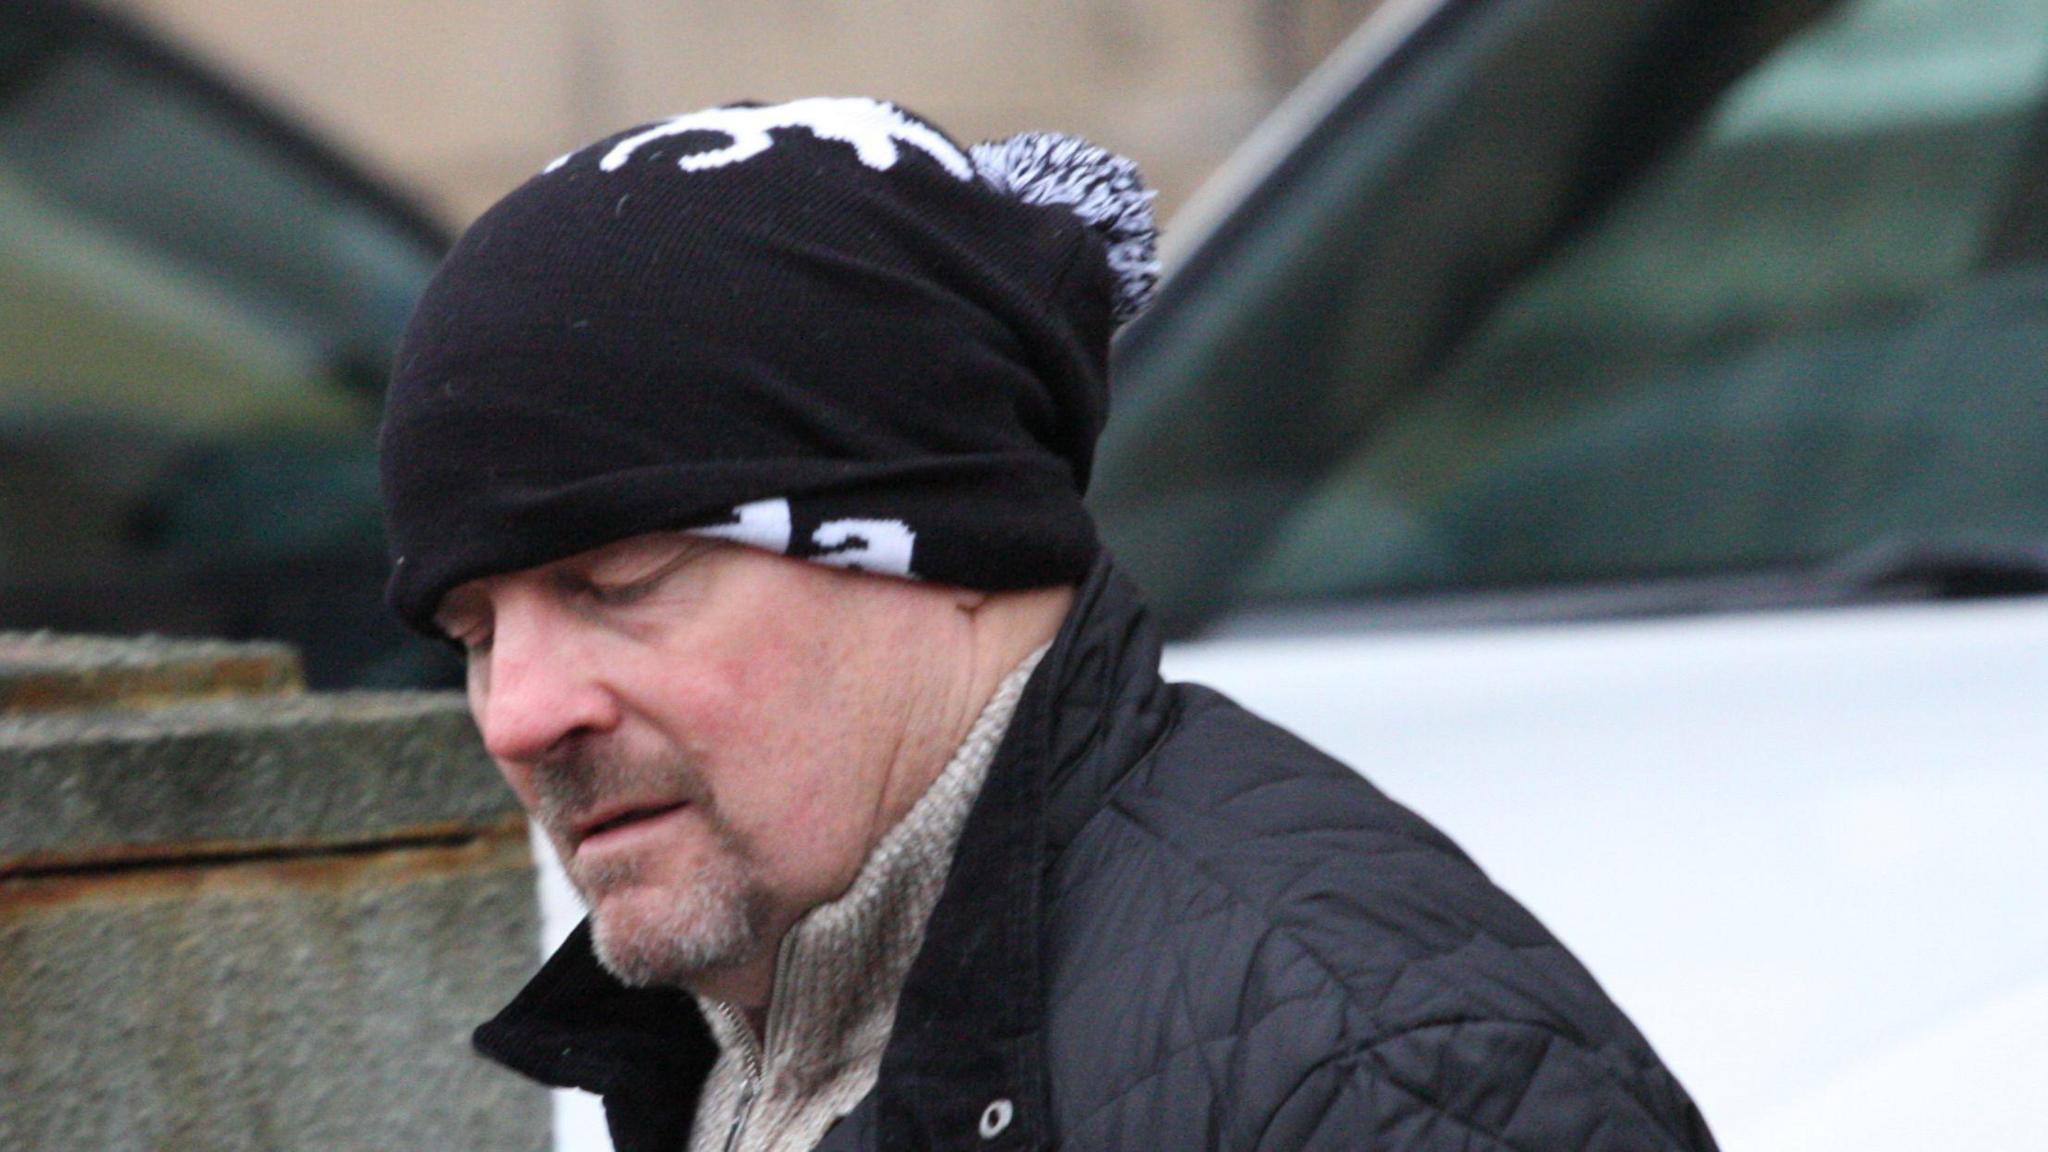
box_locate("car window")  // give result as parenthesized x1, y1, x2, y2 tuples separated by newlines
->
(0, 4, 451, 685)
(1098, 0, 2048, 628)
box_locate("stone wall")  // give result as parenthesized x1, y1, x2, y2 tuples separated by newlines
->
(106, 0, 1387, 224)
(0, 634, 543, 1151)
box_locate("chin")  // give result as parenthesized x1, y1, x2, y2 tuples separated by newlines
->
(584, 863, 766, 989)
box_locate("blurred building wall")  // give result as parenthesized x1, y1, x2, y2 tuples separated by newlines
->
(105, 0, 1385, 225)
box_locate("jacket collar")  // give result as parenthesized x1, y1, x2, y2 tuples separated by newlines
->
(473, 556, 1174, 1150)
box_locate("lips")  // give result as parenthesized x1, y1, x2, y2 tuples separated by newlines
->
(571, 800, 689, 849)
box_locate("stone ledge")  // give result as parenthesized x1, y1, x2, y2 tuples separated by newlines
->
(0, 632, 303, 714)
(0, 634, 546, 1152)
(0, 692, 515, 872)
(0, 828, 546, 1152)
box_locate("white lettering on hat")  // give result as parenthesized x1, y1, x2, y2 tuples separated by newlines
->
(812, 518, 916, 577)
(686, 498, 918, 578)
(589, 97, 971, 179)
(688, 498, 793, 554)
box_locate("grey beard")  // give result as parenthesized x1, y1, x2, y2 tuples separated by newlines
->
(535, 739, 770, 988)
(583, 819, 769, 988)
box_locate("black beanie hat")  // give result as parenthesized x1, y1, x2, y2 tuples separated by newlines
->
(379, 97, 1158, 633)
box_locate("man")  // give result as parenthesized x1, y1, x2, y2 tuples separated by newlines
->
(379, 97, 1716, 1152)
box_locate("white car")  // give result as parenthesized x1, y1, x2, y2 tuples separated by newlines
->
(546, 1, 2048, 1147)
(1089, 0, 2048, 1147)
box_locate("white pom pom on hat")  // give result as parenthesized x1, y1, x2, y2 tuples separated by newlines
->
(970, 132, 1162, 325)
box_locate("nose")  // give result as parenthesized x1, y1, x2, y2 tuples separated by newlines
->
(471, 595, 621, 766)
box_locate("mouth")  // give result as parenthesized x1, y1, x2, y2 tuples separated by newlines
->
(571, 800, 690, 850)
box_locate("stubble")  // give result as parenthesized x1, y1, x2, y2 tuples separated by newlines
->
(531, 740, 770, 988)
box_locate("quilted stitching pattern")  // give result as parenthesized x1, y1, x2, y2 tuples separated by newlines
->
(1040, 684, 1717, 1150)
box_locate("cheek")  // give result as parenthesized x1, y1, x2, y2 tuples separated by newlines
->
(683, 568, 940, 900)
(715, 611, 844, 745)
(718, 649, 879, 885)
(742, 781, 875, 908)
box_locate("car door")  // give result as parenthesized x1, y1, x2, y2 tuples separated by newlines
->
(0, 0, 453, 686)
(1093, 0, 2048, 1144)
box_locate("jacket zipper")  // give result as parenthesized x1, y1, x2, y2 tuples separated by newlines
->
(714, 1003, 764, 1152)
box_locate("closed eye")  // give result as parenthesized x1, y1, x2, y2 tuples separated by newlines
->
(564, 535, 719, 609)
(584, 574, 660, 606)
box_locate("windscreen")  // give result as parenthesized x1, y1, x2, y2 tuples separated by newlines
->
(1098, 0, 2048, 627)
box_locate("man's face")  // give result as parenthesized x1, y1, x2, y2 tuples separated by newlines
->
(435, 534, 978, 998)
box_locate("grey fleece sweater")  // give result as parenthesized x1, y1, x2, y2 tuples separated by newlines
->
(687, 647, 1046, 1152)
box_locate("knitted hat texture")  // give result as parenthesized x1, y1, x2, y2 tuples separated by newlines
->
(379, 98, 1157, 633)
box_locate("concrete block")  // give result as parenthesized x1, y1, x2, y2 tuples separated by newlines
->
(0, 829, 547, 1152)
(0, 633, 545, 1151)
(0, 632, 302, 715)
(0, 692, 515, 872)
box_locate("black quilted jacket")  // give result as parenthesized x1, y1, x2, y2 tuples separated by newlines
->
(474, 558, 1720, 1151)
